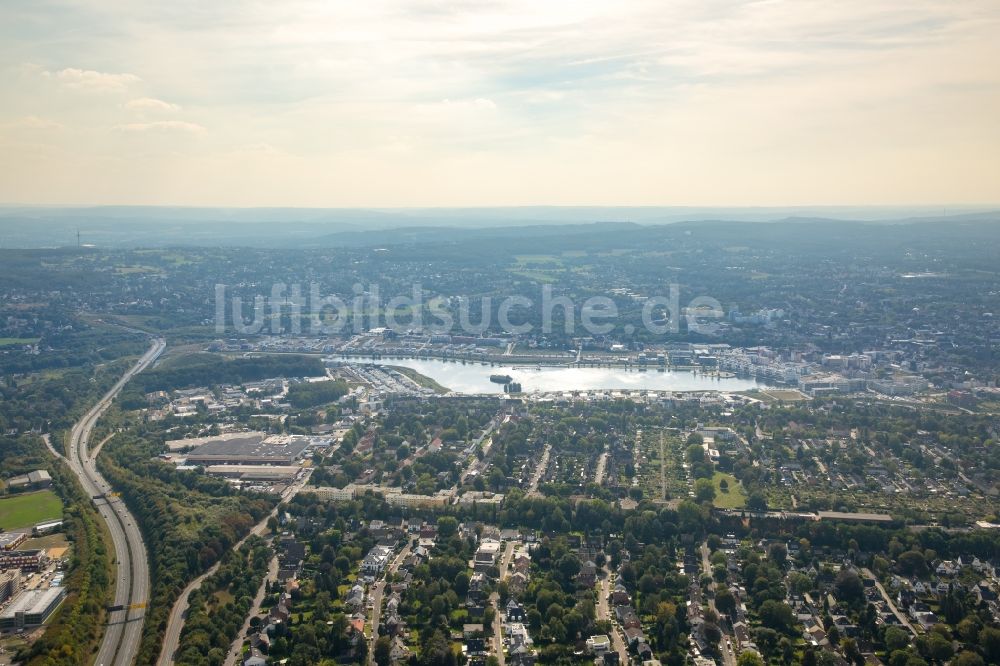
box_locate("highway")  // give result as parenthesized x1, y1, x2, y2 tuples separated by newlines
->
(61, 338, 165, 666)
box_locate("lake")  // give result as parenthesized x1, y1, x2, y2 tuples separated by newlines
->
(336, 355, 773, 394)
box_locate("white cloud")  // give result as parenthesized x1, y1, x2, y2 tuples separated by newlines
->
(114, 120, 205, 133)
(417, 98, 497, 113)
(1, 0, 998, 205)
(4, 115, 63, 130)
(46, 67, 140, 91)
(125, 97, 181, 112)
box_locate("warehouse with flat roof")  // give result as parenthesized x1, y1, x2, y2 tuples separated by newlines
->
(165, 431, 267, 452)
(0, 587, 65, 629)
(204, 465, 301, 481)
(185, 434, 310, 465)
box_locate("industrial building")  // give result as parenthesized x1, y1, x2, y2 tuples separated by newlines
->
(33, 520, 63, 536)
(165, 431, 266, 452)
(204, 465, 301, 481)
(5, 470, 52, 489)
(0, 549, 46, 572)
(308, 484, 454, 507)
(0, 532, 28, 551)
(0, 587, 65, 629)
(0, 569, 21, 603)
(184, 433, 311, 466)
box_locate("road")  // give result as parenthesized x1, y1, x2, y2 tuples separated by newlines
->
(58, 338, 165, 666)
(368, 540, 414, 664)
(862, 568, 918, 636)
(460, 416, 501, 483)
(701, 542, 736, 666)
(597, 565, 629, 665)
(526, 444, 551, 496)
(158, 469, 313, 665)
(594, 450, 608, 486)
(659, 432, 668, 500)
(222, 554, 279, 666)
(490, 541, 517, 666)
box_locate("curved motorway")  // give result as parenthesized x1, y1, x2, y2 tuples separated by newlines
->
(62, 338, 165, 666)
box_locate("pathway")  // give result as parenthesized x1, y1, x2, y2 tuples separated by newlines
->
(223, 555, 279, 666)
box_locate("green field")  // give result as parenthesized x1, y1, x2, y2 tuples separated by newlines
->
(0, 337, 40, 347)
(712, 472, 747, 509)
(0, 490, 63, 530)
(761, 389, 810, 402)
(387, 366, 451, 394)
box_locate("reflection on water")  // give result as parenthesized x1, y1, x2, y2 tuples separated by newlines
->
(339, 355, 772, 394)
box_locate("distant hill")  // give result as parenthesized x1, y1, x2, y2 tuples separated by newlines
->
(0, 205, 996, 249)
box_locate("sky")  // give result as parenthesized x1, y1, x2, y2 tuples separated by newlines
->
(1, 0, 999, 207)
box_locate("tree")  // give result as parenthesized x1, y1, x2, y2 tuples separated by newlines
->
(884, 626, 910, 653)
(923, 634, 953, 663)
(897, 551, 928, 577)
(437, 516, 458, 538)
(981, 627, 1000, 665)
(716, 587, 737, 617)
(788, 572, 812, 596)
(842, 638, 861, 666)
(817, 652, 842, 666)
(951, 653, 984, 666)
(701, 621, 721, 645)
(736, 650, 764, 666)
(835, 570, 865, 605)
(695, 478, 716, 503)
(956, 617, 981, 643)
(747, 491, 767, 511)
(489, 468, 506, 491)
(780, 638, 795, 665)
(373, 636, 393, 666)
(484, 605, 496, 631)
(758, 600, 795, 634)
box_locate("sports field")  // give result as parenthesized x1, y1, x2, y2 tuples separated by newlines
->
(0, 490, 63, 530)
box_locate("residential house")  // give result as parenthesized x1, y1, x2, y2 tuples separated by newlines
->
(577, 561, 598, 588)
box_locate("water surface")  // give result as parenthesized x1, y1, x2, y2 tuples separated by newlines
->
(338, 355, 772, 394)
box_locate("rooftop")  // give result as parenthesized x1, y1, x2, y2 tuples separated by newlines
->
(1, 587, 64, 619)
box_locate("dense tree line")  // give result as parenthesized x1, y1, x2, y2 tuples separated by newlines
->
(287, 379, 349, 408)
(18, 460, 114, 666)
(0, 357, 134, 438)
(97, 433, 276, 665)
(176, 538, 272, 666)
(129, 354, 324, 393)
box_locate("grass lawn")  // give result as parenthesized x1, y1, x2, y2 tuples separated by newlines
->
(0, 337, 40, 346)
(213, 589, 236, 607)
(388, 365, 451, 394)
(712, 472, 747, 509)
(0, 490, 63, 530)
(21, 533, 70, 551)
(762, 389, 810, 402)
